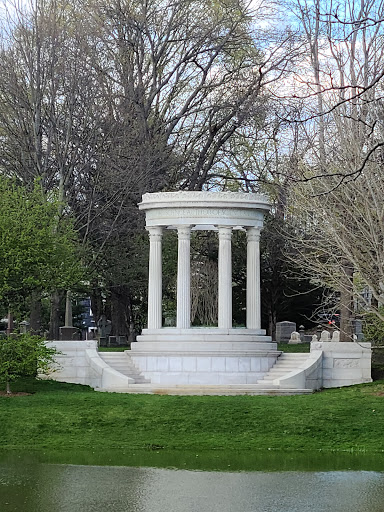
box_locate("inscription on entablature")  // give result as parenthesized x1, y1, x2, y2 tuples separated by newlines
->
(146, 207, 260, 221)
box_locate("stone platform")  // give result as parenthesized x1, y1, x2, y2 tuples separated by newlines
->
(131, 331, 277, 385)
(45, 340, 371, 395)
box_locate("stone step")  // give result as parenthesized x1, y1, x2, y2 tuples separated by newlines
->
(262, 375, 286, 381)
(97, 385, 313, 396)
(99, 353, 130, 359)
(257, 351, 312, 386)
(269, 363, 303, 368)
(267, 367, 302, 372)
(277, 354, 308, 358)
(98, 352, 151, 384)
(275, 356, 307, 360)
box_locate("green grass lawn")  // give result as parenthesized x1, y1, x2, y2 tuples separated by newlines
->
(0, 377, 383, 455)
(277, 343, 310, 352)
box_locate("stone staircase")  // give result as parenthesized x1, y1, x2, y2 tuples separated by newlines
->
(257, 352, 310, 387)
(98, 352, 150, 384)
(96, 350, 313, 395)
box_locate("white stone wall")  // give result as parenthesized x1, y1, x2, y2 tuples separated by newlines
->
(46, 340, 98, 386)
(311, 341, 372, 388)
(131, 353, 278, 385)
(46, 340, 134, 390)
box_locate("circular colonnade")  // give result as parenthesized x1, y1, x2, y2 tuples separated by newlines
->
(131, 192, 278, 385)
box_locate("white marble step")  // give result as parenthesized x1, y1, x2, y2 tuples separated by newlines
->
(99, 352, 150, 383)
(97, 384, 313, 396)
(257, 352, 310, 385)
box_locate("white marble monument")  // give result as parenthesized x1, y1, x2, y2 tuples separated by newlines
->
(130, 191, 279, 385)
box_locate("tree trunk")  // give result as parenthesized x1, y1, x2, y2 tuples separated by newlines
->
(6, 380, 11, 395)
(29, 290, 42, 334)
(49, 290, 62, 340)
(90, 283, 104, 328)
(340, 261, 354, 342)
(267, 307, 277, 340)
(109, 286, 132, 338)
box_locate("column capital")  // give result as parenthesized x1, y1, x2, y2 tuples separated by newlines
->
(177, 225, 192, 240)
(146, 226, 163, 240)
(217, 225, 232, 240)
(246, 226, 261, 242)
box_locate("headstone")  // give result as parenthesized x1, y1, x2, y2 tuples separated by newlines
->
(352, 319, 363, 336)
(108, 336, 118, 347)
(289, 331, 301, 344)
(299, 325, 305, 342)
(19, 320, 30, 334)
(59, 326, 79, 340)
(99, 336, 107, 347)
(117, 335, 127, 346)
(332, 331, 340, 342)
(320, 330, 331, 342)
(312, 334, 318, 342)
(276, 321, 296, 343)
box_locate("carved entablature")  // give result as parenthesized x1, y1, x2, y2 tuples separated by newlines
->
(139, 192, 270, 229)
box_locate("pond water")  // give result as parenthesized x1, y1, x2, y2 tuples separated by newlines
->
(1, 452, 384, 512)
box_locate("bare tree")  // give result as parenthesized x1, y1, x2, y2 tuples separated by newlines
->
(288, 163, 384, 340)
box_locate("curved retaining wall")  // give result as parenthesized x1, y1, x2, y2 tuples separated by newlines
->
(46, 340, 134, 390)
(273, 351, 323, 390)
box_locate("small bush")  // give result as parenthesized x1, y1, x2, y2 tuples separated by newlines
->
(363, 309, 384, 345)
(0, 334, 57, 393)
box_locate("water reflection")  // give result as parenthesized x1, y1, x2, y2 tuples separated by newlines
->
(1, 461, 384, 512)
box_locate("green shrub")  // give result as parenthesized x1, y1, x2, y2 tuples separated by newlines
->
(0, 334, 57, 393)
(363, 308, 384, 345)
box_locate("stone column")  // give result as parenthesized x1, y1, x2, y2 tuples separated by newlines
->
(246, 227, 261, 329)
(218, 226, 232, 328)
(147, 226, 163, 329)
(177, 225, 192, 329)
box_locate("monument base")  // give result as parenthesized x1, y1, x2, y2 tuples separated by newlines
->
(131, 329, 278, 385)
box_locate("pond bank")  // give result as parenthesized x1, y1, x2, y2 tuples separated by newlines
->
(1, 378, 384, 455)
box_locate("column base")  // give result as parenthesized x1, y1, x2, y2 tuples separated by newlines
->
(139, 327, 268, 340)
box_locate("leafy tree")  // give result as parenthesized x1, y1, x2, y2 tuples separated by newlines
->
(363, 308, 384, 346)
(0, 334, 57, 394)
(0, 177, 84, 316)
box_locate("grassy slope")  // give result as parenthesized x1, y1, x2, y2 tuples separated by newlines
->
(0, 378, 383, 454)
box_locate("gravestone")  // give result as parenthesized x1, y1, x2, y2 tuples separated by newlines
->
(108, 336, 118, 347)
(59, 290, 80, 340)
(19, 320, 30, 334)
(288, 331, 301, 344)
(352, 319, 364, 341)
(320, 330, 331, 342)
(276, 321, 296, 343)
(59, 326, 80, 340)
